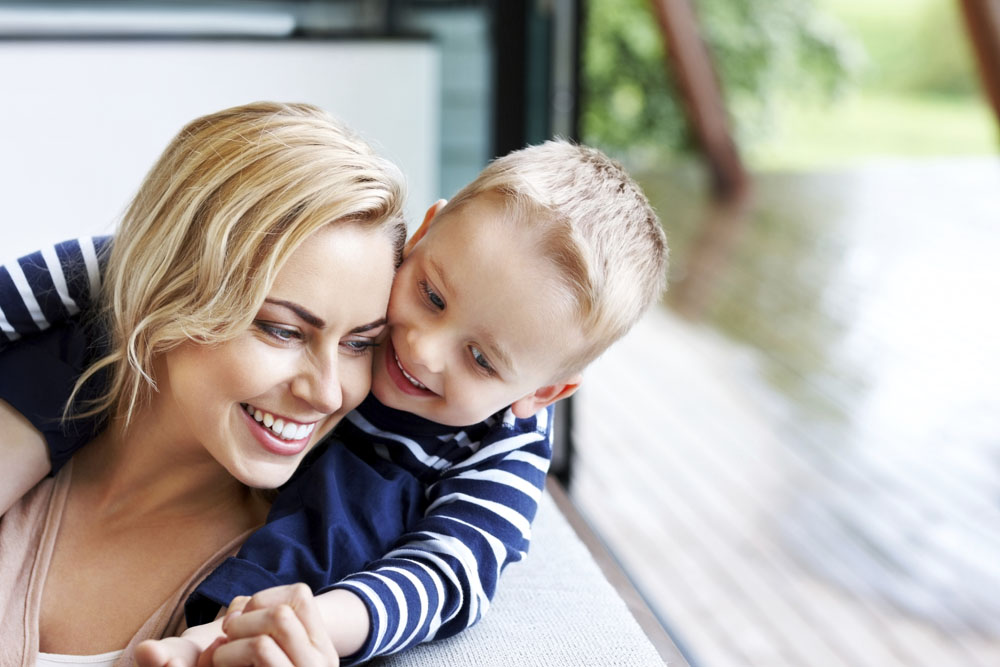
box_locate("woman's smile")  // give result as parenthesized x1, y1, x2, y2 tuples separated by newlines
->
(240, 403, 316, 457)
(242, 403, 317, 441)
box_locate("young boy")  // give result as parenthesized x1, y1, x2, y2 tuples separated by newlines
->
(0, 139, 668, 663)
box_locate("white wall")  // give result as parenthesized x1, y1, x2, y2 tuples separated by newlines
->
(0, 39, 439, 262)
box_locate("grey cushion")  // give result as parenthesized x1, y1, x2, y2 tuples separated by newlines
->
(376, 491, 665, 666)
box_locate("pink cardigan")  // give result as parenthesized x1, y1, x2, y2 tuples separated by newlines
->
(0, 462, 251, 667)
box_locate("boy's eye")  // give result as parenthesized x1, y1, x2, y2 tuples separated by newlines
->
(420, 280, 445, 310)
(470, 345, 495, 375)
(255, 321, 301, 343)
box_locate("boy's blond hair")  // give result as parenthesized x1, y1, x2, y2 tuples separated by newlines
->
(70, 101, 406, 424)
(442, 140, 667, 376)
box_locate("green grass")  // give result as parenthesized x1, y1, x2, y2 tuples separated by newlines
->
(740, 0, 998, 171)
(745, 93, 999, 171)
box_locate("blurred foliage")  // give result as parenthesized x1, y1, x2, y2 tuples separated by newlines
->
(582, 0, 859, 154)
(824, 0, 979, 97)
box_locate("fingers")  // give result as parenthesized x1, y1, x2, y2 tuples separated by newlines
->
(195, 636, 226, 667)
(229, 584, 332, 652)
(227, 595, 252, 615)
(210, 625, 338, 667)
(208, 635, 294, 667)
(222, 605, 316, 666)
(134, 637, 201, 667)
(214, 584, 338, 666)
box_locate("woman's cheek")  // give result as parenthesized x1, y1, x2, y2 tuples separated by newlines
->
(351, 356, 375, 408)
(313, 416, 341, 445)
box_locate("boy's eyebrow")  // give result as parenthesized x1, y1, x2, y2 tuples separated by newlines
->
(481, 331, 515, 374)
(427, 257, 454, 296)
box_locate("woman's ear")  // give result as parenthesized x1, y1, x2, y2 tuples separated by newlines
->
(404, 199, 448, 257)
(510, 375, 583, 419)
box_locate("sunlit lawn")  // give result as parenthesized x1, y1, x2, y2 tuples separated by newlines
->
(746, 93, 998, 171)
(745, 0, 998, 171)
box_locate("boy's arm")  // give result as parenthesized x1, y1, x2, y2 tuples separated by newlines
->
(156, 413, 549, 666)
(0, 237, 111, 477)
(327, 407, 553, 664)
(0, 236, 109, 349)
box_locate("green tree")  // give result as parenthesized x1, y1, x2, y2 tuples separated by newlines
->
(582, 0, 856, 154)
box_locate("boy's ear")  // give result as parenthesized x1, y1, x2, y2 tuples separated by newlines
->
(510, 374, 583, 419)
(404, 199, 448, 256)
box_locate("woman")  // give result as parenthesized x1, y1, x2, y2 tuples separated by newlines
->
(0, 101, 407, 665)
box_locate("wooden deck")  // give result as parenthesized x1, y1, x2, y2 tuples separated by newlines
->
(567, 158, 1000, 667)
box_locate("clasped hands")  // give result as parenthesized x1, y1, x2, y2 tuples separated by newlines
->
(135, 584, 339, 667)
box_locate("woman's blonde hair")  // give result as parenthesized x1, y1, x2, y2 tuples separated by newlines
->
(69, 101, 406, 425)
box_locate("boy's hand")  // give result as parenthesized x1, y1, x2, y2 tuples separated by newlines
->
(211, 584, 340, 666)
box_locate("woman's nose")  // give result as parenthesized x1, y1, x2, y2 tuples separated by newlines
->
(291, 353, 343, 415)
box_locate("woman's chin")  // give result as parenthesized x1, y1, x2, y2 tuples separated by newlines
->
(230, 458, 300, 491)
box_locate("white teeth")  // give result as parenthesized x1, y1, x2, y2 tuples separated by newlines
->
(395, 353, 428, 390)
(243, 404, 316, 441)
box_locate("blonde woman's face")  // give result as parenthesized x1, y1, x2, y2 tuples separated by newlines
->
(160, 223, 394, 489)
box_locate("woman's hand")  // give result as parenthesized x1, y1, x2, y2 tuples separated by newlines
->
(0, 399, 50, 516)
(208, 584, 340, 666)
(134, 636, 203, 667)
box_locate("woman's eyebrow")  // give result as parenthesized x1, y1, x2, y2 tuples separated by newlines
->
(264, 298, 325, 328)
(352, 318, 387, 334)
(265, 299, 386, 334)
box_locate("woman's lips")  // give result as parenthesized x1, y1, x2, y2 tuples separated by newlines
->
(241, 403, 315, 456)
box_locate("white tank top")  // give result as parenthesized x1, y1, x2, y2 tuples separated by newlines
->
(37, 649, 124, 667)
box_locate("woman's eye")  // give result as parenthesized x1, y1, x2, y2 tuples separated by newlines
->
(470, 346, 495, 375)
(343, 339, 378, 355)
(420, 280, 445, 310)
(255, 321, 300, 342)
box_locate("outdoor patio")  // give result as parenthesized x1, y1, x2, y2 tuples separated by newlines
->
(569, 156, 1000, 667)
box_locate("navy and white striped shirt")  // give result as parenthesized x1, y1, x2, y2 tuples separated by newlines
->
(0, 236, 107, 348)
(0, 237, 553, 664)
(332, 397, 551, 662)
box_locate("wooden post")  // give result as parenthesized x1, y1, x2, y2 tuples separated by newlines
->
(649, 0, 749, 200)
(957, 0, 1000, 134)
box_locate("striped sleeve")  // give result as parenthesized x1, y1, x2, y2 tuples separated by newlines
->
(0, 236, 110, 350)
(328, 407, 554, 664)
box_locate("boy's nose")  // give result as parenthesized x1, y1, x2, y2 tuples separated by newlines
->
(407, 326, 445, 374)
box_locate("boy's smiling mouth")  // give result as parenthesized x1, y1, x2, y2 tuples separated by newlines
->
(395, 352, 428, 390)
(384, 339, 438, 397)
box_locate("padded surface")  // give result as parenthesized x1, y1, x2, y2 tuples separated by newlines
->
(377, 490, 666, 666)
